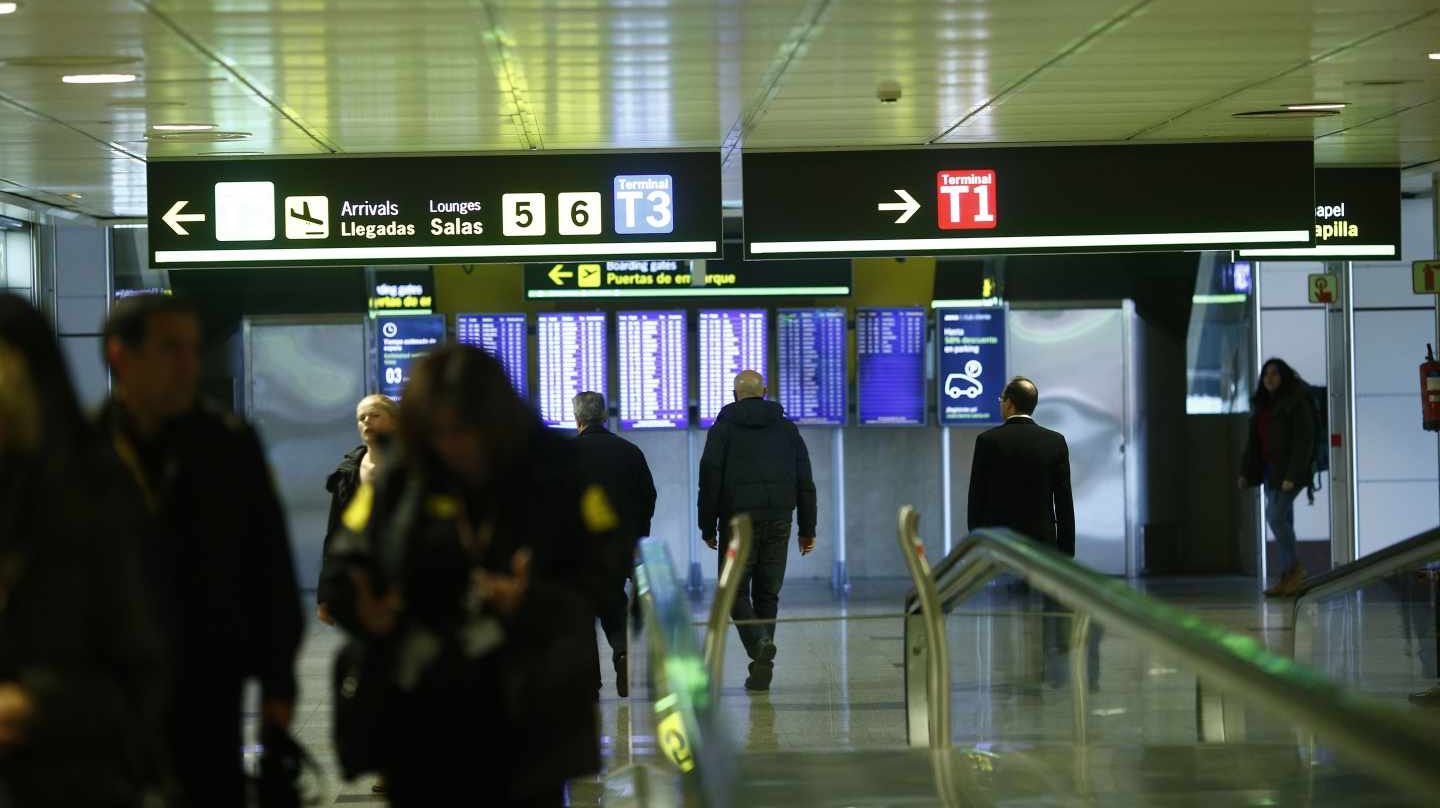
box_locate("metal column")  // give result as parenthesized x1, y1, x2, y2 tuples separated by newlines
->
(832, 429, 850, 593)
(687, 427, 704, 594)
(941, 426, 953, 556)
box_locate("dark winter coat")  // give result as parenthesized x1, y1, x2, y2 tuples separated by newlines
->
(317, 445, 366, 605)
(320, 423, 607, 799)
(1242, 386, 1317, 489)
(574, 426, 656, 576)
(967, 416, 1076, 556)
(698, 397, 817, 543)
(0, 447, 167, 807)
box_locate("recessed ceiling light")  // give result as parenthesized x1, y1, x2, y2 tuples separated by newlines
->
(151, 123, 217, 132)
(147, 130, 251, 142)
(1233, 108, 1341, 119)
(1430, 52, 1440, 60)
(62, 73, 138, 85)
(64, 192, 84, 200)
(1286, 102, 1347, 111)
(0, 3, 20, 15)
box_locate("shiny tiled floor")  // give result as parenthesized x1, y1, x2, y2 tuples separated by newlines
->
(274, 576, 1438, 804)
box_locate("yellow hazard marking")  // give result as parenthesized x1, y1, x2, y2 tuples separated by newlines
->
(342, 483, 375, 532)
(657, 712, 695, 773)
(580, 485, 620, 533)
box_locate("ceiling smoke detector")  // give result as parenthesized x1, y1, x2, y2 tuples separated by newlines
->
(877, 80, 902, 104)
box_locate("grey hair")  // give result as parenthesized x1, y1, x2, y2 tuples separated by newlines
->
(573, 391, 607, 427)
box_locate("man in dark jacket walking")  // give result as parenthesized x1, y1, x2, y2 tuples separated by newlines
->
(96, 295, 303, 808)
(572, 391, 656, 696)
(699, 370, 817, 692)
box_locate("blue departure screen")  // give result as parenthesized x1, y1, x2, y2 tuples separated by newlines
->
(617, 310, 688, 430)
(698, 309, 767, 429)
(376, 314, 445, 399)
(937, 307, 1006, 426)
(455, 313, 528, 398)
(777, 308, 847, 426)
(537, 312, 608, 429)
(856, 308, 927, 426)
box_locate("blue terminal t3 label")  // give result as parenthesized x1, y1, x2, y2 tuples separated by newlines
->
(937, 307, 1006, 426)
(613, 175, 674, 234)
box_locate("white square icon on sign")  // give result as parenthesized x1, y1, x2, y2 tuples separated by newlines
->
(502, 193, 546, 237)
(213, 181, 276, 242)
(284, 195, 329, 239)
(557, 191, 602, 236)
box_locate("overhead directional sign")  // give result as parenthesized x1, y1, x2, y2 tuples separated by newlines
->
(524, 246, 851, 299)
(1241, 167, 1401, 260)
(146, 151, 722, 268)
(742, 142, 1313, 258)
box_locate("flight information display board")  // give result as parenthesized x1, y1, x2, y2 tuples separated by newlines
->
(698, 309, 768, 428)
(376, 314, 445, 399)
(455, 313, 529, 398)
(936, 307, 1005, 426)
(617, 311, 688, 430)
(777, 308, 848, 425)
(536, 312, 608, 429)
(147, 151, 722, 268)
(856, 308, 927, 426)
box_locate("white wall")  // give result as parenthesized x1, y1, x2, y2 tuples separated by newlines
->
(1350, 196, 1440, 554)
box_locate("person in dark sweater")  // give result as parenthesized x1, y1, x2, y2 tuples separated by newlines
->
(317, 394, 398, 624)
(1240, 358, 1316, 597)
(572, 392, 656, 697)
(698, 370, 817, 692)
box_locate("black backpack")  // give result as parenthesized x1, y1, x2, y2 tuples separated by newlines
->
(1306, 385, 1329, 503)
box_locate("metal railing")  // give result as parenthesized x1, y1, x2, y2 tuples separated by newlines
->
(901, 509, 1440, 795)
(703, 515, 753, 703)
(1292, 525, 1440, 614)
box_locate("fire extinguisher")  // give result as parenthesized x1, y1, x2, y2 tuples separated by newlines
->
(1424, 344, 1440, 432)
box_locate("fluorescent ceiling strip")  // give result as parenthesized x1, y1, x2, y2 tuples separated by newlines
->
(155, 240, 718, 264)
(931, 298, 1002, 308)
(1192, 294, 1249, 305)
(749, 230, 1309, 255)
(1237, 244, 1396, 257)
(527, 286, 850, 299)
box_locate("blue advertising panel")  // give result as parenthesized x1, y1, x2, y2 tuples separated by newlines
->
(376, 314, 445, 399)
(698, 309, 767, 428)
(455, 313, 528, 398)
(937, 307, 1006, 426)
(777, 308, 847, 426)
(537, 312, 608, 429)
(617, 310, 689, 430)
(856, 307, 926, 426)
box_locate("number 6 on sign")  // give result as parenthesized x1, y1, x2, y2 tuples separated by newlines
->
(558, 192, 603, 236)
(502, 193, 547, 237)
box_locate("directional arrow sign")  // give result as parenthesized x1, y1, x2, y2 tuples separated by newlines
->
(548, 264, 574, 285)
(877, 189, 920, 224)
(162, 200, 206, 236)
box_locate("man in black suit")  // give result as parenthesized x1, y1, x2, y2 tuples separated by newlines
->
(967, 377, 1075, 555)
(572, 391, 657, 697)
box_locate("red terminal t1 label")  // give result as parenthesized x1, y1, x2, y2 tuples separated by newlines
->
(937, 170, 997, 230)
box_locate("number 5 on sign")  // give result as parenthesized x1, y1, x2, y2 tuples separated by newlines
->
(558, 192, 602, 236)
(502, 193, 546, 237)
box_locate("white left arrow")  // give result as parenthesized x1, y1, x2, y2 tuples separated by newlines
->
(878, 189, 920, 224)
(162, 200, 206, 236)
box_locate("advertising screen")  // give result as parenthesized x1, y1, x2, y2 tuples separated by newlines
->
(777, 308, 847, 425)
(856, 308, 927, 426)
(455, 313, 528, 398)
(536, 312, 607, 429)
(617, 310, 688, 430)
(936, 307, 1005, 426)
(376, 314, 445, 399)
(698, 309, 767, 428)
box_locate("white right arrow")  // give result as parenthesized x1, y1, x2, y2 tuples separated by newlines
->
(877, 189, 920, 224)
(162, 200, 206, 236)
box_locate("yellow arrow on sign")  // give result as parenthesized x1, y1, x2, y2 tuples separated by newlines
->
(548, 264, 574, 285)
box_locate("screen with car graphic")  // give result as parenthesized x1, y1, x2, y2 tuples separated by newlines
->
(937, 306, 1006, 426)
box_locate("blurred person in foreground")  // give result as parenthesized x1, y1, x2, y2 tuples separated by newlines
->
(571, 391, 656, 697)
(317, 393, 400, 625)
(321, 345, 608, 806)
(95, 294, 303, 808)
(0, 293, 167, 807)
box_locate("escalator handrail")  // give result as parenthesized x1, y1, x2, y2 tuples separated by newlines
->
(906, 527, 1440, 795)
(1291, 524, 1440, 607)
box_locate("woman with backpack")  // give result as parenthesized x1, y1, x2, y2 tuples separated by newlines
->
(1240, 358, 1317, 597)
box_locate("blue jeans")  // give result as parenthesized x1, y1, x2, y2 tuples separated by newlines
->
(1265, 484, 1301, 575)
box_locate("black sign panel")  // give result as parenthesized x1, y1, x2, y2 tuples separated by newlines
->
(742, 142, 1313, 258)
(369, 267, 434, 315)
(1240, 167, 1400, 260)
(523, 249, 851, 299)
(147, 152, 721, 268)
